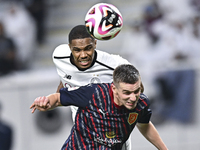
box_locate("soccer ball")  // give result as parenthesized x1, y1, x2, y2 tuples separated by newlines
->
(85, 3, 123, 40)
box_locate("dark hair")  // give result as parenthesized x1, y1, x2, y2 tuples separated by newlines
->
(113, 64, 140, 87)
(68, 25, 95, 44)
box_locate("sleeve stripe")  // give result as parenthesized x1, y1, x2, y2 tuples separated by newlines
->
(98, 85, 107, 111)
(96, 60, 115, 70)
(54, 56, 70, 59)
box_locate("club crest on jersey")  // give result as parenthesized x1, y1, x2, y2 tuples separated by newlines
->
(128, 113, 138, 125)
(106, 131, 116, 138)
(90, 77, 101, 83)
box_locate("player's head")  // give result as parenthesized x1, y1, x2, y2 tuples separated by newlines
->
(113, 64, 140, 86)
(68, 25, 97, 70)
(112, 64, 142, 110)
(68, 25, 95, 44)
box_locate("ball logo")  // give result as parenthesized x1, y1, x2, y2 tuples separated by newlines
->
(106, 131, 116, 138)
(128, 113, 138, 125)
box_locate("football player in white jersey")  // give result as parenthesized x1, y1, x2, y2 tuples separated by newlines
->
(52, 25, 143, 150)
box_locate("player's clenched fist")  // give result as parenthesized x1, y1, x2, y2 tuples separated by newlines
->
(30, 93, 61, 114)
(30, 96, 51, 113)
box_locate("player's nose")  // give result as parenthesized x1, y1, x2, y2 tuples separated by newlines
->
(129, 93, 137, 101)
(80, 51, 87, 58)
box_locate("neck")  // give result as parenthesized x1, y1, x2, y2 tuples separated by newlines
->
(113, 94, 122, 107)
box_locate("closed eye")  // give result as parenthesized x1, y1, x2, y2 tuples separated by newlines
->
(84, 45, 93, 51)
(73, 47, 81, 52)
(123, 91, 131, 95)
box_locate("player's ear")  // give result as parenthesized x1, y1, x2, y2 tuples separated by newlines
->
(68, 44, 73, 52)
(111, 83, 117, 94)
(94, 39, 97, 49)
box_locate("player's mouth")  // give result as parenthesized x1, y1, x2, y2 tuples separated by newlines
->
(79, 60, 90, 66)
(126, 101, 137, 108)
(126, 101, 134, 106)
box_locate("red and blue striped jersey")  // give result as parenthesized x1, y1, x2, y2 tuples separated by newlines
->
(60, 83, 151, 150)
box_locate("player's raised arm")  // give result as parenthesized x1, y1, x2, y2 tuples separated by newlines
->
(30, 93, 61, 113)
(136, 121, 168, 150)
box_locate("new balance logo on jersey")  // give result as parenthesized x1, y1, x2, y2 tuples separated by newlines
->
(64, 74, 72, 79)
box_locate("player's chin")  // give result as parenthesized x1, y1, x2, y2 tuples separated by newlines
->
(79, 64, 90, 69)
(79, 61, 92, 68)
(125, 103, 136, 110)
(126, 106, 135, 110)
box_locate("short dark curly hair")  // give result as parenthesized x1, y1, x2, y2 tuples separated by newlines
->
(68, 25, 95, 44)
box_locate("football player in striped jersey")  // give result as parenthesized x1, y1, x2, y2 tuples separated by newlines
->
(30, 64, 168, 150)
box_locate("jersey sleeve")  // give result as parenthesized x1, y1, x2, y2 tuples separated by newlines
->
(52, 44, 70, 58)
(137, 94, 152, 123)
(96, 50, 131, 69)
(59, 84, 95, 108)
(110, 54, 130, 66)
(52, 44, 72, 84)
(52, 44, 71, 69)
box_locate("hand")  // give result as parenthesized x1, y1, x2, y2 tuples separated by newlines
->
(30, 96, 51, 113)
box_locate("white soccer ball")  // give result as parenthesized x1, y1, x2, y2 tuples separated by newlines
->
(85, 3, 123, 40)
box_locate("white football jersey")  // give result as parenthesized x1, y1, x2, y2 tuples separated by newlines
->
(52, 44, 130, 121)
(53, 44, 130, 88)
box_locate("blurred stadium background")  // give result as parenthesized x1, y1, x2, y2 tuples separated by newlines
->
(0, 0, 200, 149)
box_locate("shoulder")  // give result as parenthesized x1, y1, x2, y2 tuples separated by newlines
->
(52, 44, 71, 58)
(96, 49, 129, 62)
(92, 83, 112, 98)
(96, 49, 130, 68)
(138, 93, 150, 108)
(78, 83, 111, 93)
